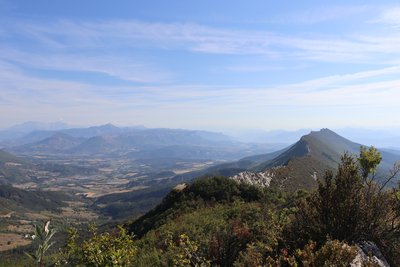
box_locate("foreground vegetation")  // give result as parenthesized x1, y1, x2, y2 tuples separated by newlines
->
(8, 147, 400, 266)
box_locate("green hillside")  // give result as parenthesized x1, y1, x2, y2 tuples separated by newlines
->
(15, 133, 84, 153)
(0, 185, 71, 214)
(180, 129, 400, 192)
(0, 150, 32, 184)
(0, 150, 24, 165)
(128, 176, 268, 238)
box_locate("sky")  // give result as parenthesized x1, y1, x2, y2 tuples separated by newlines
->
(1, 0, 400, 131)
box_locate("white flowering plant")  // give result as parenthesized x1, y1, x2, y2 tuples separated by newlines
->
(25, 221, 56, 267)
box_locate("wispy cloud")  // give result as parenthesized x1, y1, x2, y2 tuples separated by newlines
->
(3, 58, 400, 103)
(4, 16, 400, 64)
(288, 66, 400, 91)
(1, 62, 399, 123)
(272, 5, 369, 25)
(371, 7, 400, 28)
(0, 47, 172, 84)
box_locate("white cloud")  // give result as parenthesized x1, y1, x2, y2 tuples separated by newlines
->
(272, 5, 369, 25)
(5, 18, 400, 64)
(287, 65, 400, 90)
(372, 7, 400, 27)
(1, 60, 399, 129)
(0, 47, 172, 84)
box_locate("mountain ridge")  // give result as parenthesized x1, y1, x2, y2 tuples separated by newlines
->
(174, 128, 400, 191)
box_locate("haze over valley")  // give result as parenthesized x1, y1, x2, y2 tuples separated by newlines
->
(1, 121, 399, 222)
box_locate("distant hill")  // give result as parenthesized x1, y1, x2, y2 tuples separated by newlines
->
(9, 126, 282, 160)
(13, 133, 85, 153)
(0, 185, 71, 214)
(120, 129, 234, 148)
(1, 123, 122, 148)
(14, 130, 56, 145)
(0, 150, 24, 165)
(61, 123, 122, 138)
(7, 125, 238, 155)
(0, 150, 32, 184)
(70, 128, 234, 154)
(248, 129, 400, 190)
(175, 129, 400, 191)
(249, 128, 359, 171)
(71, 135, 123, 154)
(3, 123, 289, 163)
(0, 121, 71, 142)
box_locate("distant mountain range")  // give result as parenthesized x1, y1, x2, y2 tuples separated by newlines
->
(2, 123, 285, 161)
(0, 121, 73, 142)
(15, 133, 85, 153)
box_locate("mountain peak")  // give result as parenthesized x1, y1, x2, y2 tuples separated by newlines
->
(309, 128, 336, 136)
(94, 123, 119, 129)
(305, 128, 353, 145)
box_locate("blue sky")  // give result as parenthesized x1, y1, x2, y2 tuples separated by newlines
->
(1, 0, 400, 131)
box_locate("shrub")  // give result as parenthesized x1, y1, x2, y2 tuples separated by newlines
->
(58, 224, 136, 267)
(313, 239, 357, 267)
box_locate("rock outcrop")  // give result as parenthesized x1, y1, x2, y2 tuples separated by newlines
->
(229, 169, 275, 187)
(351, 241, 390, 267)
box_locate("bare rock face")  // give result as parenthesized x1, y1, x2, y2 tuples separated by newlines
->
(351, 241, 390, 267)
(229, 170, 275, 187)
(173, 183, 187, 192)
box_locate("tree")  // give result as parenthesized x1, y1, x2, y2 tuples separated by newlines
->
(358, 146, 382, 182)
(287, 148, 397, 247)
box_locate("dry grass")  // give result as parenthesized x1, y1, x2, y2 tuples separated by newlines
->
(0, 233, 31, 252)
(25, 212, 51, 221)
(59, 206, 99, 220)
(7, 223, 32, 234)
(12, 182, 38, 189)
(82, 185, 148, 198)
(0, 212, 14, 218)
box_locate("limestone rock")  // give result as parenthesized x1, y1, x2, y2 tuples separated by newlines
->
(229, 169, 275, 187)
(351, 241, 390, 267)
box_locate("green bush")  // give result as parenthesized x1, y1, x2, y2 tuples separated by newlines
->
(313, 239, 357, 267)
(57, 224, 136, 267)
